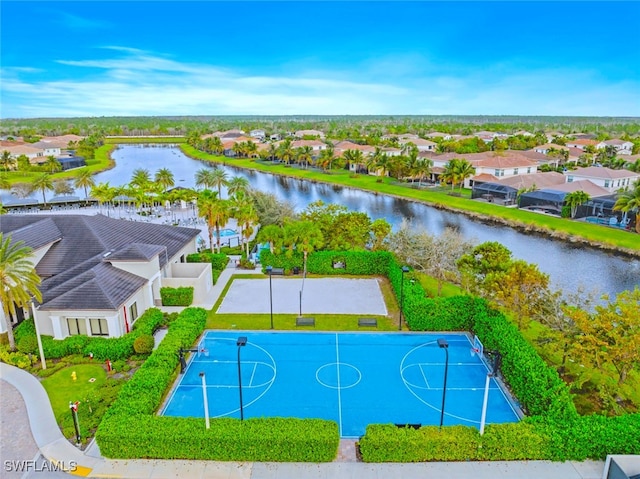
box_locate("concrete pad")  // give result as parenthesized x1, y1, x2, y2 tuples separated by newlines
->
(216, 278, 388, 315)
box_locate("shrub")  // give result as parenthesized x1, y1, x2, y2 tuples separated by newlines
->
(133, 334, 155, 354)
(16, 334, 39, 354)
(160, 287, 194, 306)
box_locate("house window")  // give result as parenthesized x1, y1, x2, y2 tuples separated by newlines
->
(129, 302, 138, 322)
(514, 168, 519, 175)
(494, 169, 500, 176)
(180, 254, 185, 263)
(67, 318, 87, 336)
(604, 180, 610, 188)
(90, 318, 109, 336)
(567, 176, 573, 183)
(527, 167, 531, 174)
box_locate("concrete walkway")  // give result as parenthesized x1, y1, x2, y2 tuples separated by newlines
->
(0, 266, 611, 478)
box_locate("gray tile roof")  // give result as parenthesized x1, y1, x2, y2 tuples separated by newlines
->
(1, 217, 62, 251)
(1, 214, 200, 311)
(107, 243, 167, 262)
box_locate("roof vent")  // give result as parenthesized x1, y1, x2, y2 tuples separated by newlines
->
(103, 251, 111, 258)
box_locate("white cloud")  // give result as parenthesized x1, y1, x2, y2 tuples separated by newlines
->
(1, 48, 638, 118)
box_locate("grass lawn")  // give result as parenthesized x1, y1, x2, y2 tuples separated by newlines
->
(41, 363, 124, 444)
(180, 144, 640, 254)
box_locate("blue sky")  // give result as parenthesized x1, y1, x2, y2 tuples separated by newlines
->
(1, 1, 639, 118)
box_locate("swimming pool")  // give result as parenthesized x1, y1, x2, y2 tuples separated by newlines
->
(215, 228, 238, 237)
(162, 331, 521, 438)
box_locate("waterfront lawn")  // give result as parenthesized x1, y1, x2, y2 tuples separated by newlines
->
(181, 144, 639, 253)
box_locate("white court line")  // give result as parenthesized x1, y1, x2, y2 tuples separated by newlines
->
(335, 333, 343, 437)
(249, 362, 257, 387)
(418, 362, 486, 366)
(419, 363, 431, 389)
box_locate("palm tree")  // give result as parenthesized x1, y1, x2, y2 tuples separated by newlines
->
(210, 168, 229, 198)
(195, 168, 216, 190)
(74, 170, 96, 199)
(295, 146, 313, 169)
(235, 202, 259, 257)
(0, 175, 10, 190)
(268, 143, 278, 161)
(154, 168, 175, 193)
(32, 174, 54, 206)
(130, 168, 151, 190)
(317, 146, 336, 171)
(197, 190, 230, 253)
(564, 190, 590, 218)
(256, 224, 284, 254)
(343, 149, 364, 173)
(278, 139, 295, 165)
(227, 176, 250, 199)
(614, 180, 640, 233)
(244, 141, 258, 159)
(0, 150, 14, 172)
(283, 221, 324, 275)
(43, 155, 62, 174)
(414, 157, 433, 184)
(454, 159, 475, 191)
(0, 234, 42, 351)
(91, 182, 115, 213)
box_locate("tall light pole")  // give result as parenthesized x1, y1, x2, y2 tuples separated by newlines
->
(266, 265, 273, 329)
(30, 299, 46, 370)
(236, 336, 248, 420)
(437, 338, 449, 430)
(399, 266, 410, 330)
(199, 372, 210, 429)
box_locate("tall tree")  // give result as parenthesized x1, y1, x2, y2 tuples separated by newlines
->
(564, 190, 590, 218)
(197, 190, 230, 253)
(283, 221, 324, 275)
(485, 260, 551, 328)
(256, 224, 284, 254)
(154, 168, 175, 193)
(0, 150, 14, 171)
(613, 180, 640, 233)
(43, 155, 62, 174)
(195, 168, 216, 190)
(210, 168, 229, 198)
(31, 174, 53, 206)
(457, 241, 513, 294)
(565, 287, 640, 385)
(227, 176, 250, 199)
(74, 170, 95, 199)
(0, 234, 42, 351)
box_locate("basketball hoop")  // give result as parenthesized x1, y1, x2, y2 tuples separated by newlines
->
(470, 347, 480, 357)
(199, 348, 209, 357)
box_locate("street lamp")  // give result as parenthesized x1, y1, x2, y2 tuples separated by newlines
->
(437, 338, 449, 430)
(236, 336, 248, 420)
(399, 266, 410, 330)
(266, 265, 274, 329)
(29, 299, 46, 370)
(199, 372, 210, 429)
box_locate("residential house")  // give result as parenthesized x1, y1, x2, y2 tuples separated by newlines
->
(596, 139, 634, 155)
(564, 166, 640, 193)
(425, 132, 453, 140)
(250, 129, 266, 141)
(533, 143, 570, 155)
(0, 144, 46, 166)
(0, 215, 209, 340)
(398, 138, 437, 152)
(30, 141, 62, 157)
(565, 139, 598, 151)
(294, 129, 325, 139)
(291, 139, 327, 153)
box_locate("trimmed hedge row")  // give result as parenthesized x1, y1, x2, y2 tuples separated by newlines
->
(13, 308, 164, 361)
(160, 286, 194, 306)
(357, 255, 640, 462)
(259, 249, 393, 276)
(96, 307, 339, 461)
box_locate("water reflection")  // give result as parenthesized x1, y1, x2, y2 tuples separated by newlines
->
(2, 144, 638, 297)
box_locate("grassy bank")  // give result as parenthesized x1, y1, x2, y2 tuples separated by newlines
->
(104, 136, 186, 144)
(180, 144, 640, 255)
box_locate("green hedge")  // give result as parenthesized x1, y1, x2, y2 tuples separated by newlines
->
(259, 249, 393, 276)
(96, 307, 339, 461)
(160, 286, 194, 306)
(354, 252, 640, 462)
(13, 308, 164, 361)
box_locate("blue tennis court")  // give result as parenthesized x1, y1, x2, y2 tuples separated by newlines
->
(161, 331, 521, 438)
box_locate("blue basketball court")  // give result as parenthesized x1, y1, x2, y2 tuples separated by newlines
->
(162, 331, 520, 438)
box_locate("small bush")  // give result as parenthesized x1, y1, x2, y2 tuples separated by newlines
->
(17, 334, 39, 354)
(160, 287, 194, 306)
(133, 334, 155, 355)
